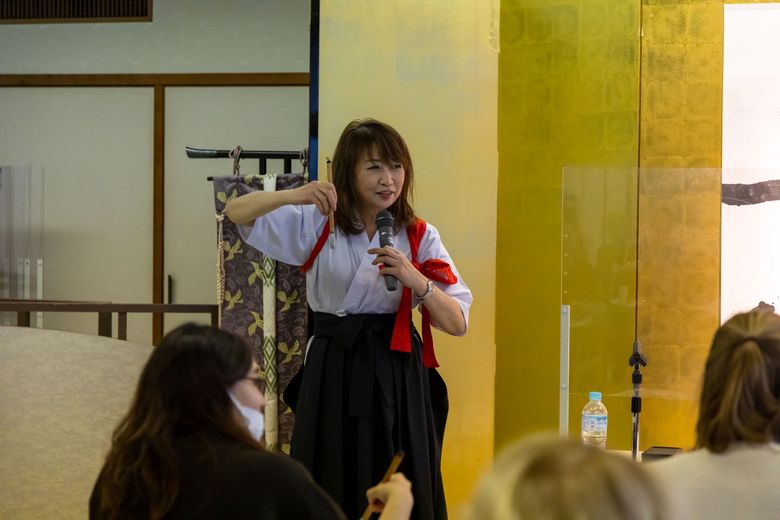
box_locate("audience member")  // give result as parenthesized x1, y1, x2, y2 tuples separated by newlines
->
(464, 434, 669, 520)
(89, 323, 412, 520)
(647, 309, 780, 519)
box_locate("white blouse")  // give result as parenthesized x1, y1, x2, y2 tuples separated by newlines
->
(239, 204, 472, 331)
(647, 443, 780, 520)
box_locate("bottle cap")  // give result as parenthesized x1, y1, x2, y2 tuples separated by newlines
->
(589, 391, 602, 401)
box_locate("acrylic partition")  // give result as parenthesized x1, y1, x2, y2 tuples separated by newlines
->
(0, 166, 45, 326)
(561, 166, 722, 452)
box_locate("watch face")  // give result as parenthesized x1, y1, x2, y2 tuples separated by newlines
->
(417, 280, 434, 300)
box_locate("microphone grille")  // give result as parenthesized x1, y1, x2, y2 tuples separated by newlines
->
(375, 210, 394, 228)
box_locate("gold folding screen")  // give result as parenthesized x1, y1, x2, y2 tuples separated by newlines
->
(497, 0, 761, 450)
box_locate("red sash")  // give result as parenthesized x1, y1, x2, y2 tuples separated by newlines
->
(301, 218, 457, 368)
(300, 220, 330, 274)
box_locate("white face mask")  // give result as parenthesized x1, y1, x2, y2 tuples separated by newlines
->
(228, 391, 264, 442)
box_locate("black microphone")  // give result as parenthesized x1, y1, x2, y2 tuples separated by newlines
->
(375, 210, 397, 291)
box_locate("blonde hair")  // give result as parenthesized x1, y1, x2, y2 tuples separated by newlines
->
(464, 435, 668, 520)
(696, 309, 780, 452)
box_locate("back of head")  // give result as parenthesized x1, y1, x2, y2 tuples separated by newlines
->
(96, 323, 259, 519)
(132, 323, 253, 434)
(696, 309, 780, 452)
(465, 435, 668, 520)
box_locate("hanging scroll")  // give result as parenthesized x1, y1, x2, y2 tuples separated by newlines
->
(213, 173, 308, 453)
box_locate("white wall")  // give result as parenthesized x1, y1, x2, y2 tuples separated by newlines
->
(0, 88, 154, 342)
(0, 0, 309, 73)
(0, 0, 310, 343)
(722, 4, 780, 319)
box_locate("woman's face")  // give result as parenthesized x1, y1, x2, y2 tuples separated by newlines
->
(228, 361, 265, 411)
(353, 147, 405, 217)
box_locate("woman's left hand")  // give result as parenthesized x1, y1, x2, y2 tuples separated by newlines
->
(369, 245, 467, 336)
(368, 246, 428, 294)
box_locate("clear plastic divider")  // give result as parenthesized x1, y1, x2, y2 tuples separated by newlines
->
(562, 166, 722, 451)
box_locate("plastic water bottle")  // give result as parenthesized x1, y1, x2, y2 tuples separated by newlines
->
(581, 391, 608, 448)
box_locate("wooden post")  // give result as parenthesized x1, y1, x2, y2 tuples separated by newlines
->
(97, 312, 112, 338)
(17, 311, 30, 327)
(118, 312, 128, 340)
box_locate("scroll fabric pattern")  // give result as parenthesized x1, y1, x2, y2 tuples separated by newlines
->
(213, 173, 308, 453)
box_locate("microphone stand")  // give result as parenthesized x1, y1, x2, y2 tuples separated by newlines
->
(628, 340, 647, 462)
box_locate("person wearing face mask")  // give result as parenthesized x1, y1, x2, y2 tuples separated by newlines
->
(89, 323, 413, 520)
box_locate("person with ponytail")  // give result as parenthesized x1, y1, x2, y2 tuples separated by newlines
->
(89, 323, 412, 520)
(647, 309, 780, 519)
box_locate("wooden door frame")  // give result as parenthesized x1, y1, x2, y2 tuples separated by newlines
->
(0, 73, 309, 343)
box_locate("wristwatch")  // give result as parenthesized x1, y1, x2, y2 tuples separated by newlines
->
(416, 280, 434, 301)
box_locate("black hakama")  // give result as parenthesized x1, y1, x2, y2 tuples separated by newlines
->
(285, 312, 448, 520)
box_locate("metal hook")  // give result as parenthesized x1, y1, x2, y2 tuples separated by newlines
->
(299, 147, 309, 174)
(229, 146, 243, 176)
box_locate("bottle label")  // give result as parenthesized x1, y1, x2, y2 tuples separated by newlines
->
(582, 414, 608, 434)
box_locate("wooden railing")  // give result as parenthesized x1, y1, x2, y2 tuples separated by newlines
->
(0, 299, 218, 341)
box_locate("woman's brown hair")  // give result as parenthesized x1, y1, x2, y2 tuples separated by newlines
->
(331, 118, 416, 234)
(95, 323, 262, 519)
(696, 309, 780, 452)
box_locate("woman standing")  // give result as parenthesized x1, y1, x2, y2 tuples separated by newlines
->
(226, 118, 472, 519)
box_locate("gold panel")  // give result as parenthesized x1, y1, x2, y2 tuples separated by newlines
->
(497, 0, 641, 451)
(636, 168, 721, 449)
(320, 0, 499, 510)
(497, 0, 758, 451)
(635, 0, 765, 448)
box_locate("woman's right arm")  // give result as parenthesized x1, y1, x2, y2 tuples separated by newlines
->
(224, 181, 337, 227)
